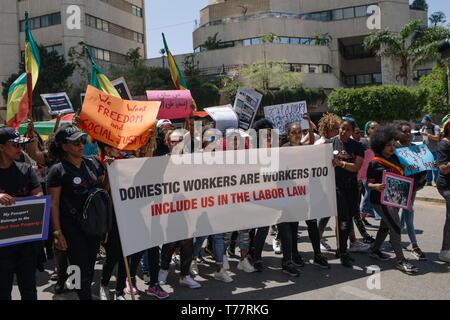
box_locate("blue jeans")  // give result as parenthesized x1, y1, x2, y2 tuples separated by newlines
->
(427, 151, 439, 183)
(140, 250, 149, 274)
(399, 192, 417, 245)
(360, 179, 381, 220)
(193, 234, 225, 264)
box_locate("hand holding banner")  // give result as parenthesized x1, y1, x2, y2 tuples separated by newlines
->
(146, 90, 193, 120)
(79, 85, 160, 151)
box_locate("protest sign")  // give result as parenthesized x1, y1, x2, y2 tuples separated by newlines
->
(107, 144, 337, 256)
(394, 145, 435, 176)
(40, 93, 74, 116)
(204, 105, 239, 132)
(112, 77, 132, 100)
(146, 90, 193, 120)
(0, 196, 51, 248)
(264, 101, 309, 135)
(79, 85, 161, 151)
(381, 172, 414, 210)
(233, 88, 263, 130)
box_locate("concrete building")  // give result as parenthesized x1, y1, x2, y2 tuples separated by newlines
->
(0, 0, 146, 122)
(147, 0, 431, 96)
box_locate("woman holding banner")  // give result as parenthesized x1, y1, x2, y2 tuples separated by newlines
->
(396, 121, 427, 261)
(158, 130, 202, 289)
(436, 115, 450, 263)
(330, 117, 364, 268)
(0, 127, 44, 300)
(278, 120, 329, 277)
(366, 125, 419, 274)
(47, 125, 107, 299)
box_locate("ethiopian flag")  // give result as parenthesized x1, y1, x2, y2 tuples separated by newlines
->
(162, 33, 188, 90)
(162, 33, 197, 110)
(6, 12, 40, 129)
(86, 47, 120, 97)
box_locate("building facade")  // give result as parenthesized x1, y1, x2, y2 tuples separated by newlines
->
(148, 0, 430, 92)
(0, 0, 146, 122)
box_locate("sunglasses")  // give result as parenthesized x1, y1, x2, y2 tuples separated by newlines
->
(67, 136, 87, 146)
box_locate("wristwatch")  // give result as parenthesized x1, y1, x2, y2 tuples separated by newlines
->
(53, 230, 62, 237)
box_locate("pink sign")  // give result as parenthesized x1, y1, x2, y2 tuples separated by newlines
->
(146, 90, 193, 120)
(358, 149, 375, 181)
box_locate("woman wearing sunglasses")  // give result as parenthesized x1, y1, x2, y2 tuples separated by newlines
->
(47, 124, 106, 300)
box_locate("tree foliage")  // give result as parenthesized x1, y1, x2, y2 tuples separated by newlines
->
(419, 67, 449, 116)
(410, 0, 428, 11)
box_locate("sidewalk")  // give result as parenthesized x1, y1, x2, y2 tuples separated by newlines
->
(416, 186, 445, 204)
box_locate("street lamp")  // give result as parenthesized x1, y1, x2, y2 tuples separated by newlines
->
(438, 38, 450, 105)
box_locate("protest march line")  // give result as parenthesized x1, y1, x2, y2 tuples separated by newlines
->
(107, 144, 337, 256)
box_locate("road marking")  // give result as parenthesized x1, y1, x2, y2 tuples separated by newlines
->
(339, 286, 391, 300)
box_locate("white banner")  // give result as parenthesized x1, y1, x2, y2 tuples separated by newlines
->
(108, 144, 337, 256)
(264, 101, 309, 135)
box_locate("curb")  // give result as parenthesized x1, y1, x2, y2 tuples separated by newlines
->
(415, 196, 445, 204)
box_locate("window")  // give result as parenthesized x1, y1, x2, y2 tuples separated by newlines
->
(274, 37, 289, 44)
(132, 5, 143, 17)
(300, 38, 311, 45)
(343, 7, 355, 19)
(251, 38, 261, 45)
(40, 15, 50, 28)
(51, 13, 61, 25)
(301, 65, 309, 73)
(373, 73, 382, 84)
(290, 37, 300, 45)
(309, 65, 320, 73)
(332, 9, 343, 20)
(45, 44, 63, 56)
(31, 18, 41, 29)
(243, 39, 251, 46)
(355, 6, 368, 17)
(103, 50, 110, 62)
(102, 20, 109, 32)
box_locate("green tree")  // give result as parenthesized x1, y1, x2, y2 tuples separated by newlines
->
(126, 47, 142, 68)
(364, 20, 450, 85)
(261, 33, 279, 44)
(2, 46, 75, 120)
(238, 60, 302, 93)
(429, 11, 446, 27)
(410, 0, 428, 11)
(313, 33, 332, 46)
(327, 85, 427, 125)
(201, 32, 221, 51)
(419, 67, 449, 116)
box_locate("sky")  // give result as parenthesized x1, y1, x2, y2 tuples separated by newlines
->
(145, 0, 450, 59)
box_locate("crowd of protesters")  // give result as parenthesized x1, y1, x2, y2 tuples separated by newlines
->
(1, 111, 450, 301)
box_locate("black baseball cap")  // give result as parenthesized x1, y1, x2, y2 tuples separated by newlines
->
(0, 127, 31, 145)
(55, 124, 87, 144)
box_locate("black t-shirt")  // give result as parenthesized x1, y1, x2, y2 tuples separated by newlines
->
(46, 156, 104, 219)
(359, 138, 369, 151)
(331, 136, 364, 186)
(437, 139, 450, 189)
(0, 162, 40, 197)
(367, 155, 402, 204)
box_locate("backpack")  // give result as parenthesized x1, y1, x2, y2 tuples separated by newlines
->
(80, 187, 113, 237)
(61, 157, 112, 237)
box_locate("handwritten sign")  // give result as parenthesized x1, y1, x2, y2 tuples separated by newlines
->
(233, 88, 263, 130)
(146, 90, 193, 120)
(264, 101, 309, 135)
(79, 85, 160, 151)
(40, 92, 74, 116)
(204, 105, 239, 132)
(394, 145, 435, 176)
(112, 77, 132, 100)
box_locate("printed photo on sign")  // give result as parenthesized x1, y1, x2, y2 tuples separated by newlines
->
(381, 172, 414, 210)
(40, 92, 74, 116)
(0, 196, 51, 248)
(233, 88, 262, 130)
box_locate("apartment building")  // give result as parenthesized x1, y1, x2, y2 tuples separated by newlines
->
(0, 0, 146, 122)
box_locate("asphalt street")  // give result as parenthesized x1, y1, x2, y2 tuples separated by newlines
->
(11, 200, 450, 300)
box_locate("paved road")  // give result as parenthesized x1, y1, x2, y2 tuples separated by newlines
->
(11, 200, 450, 300)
